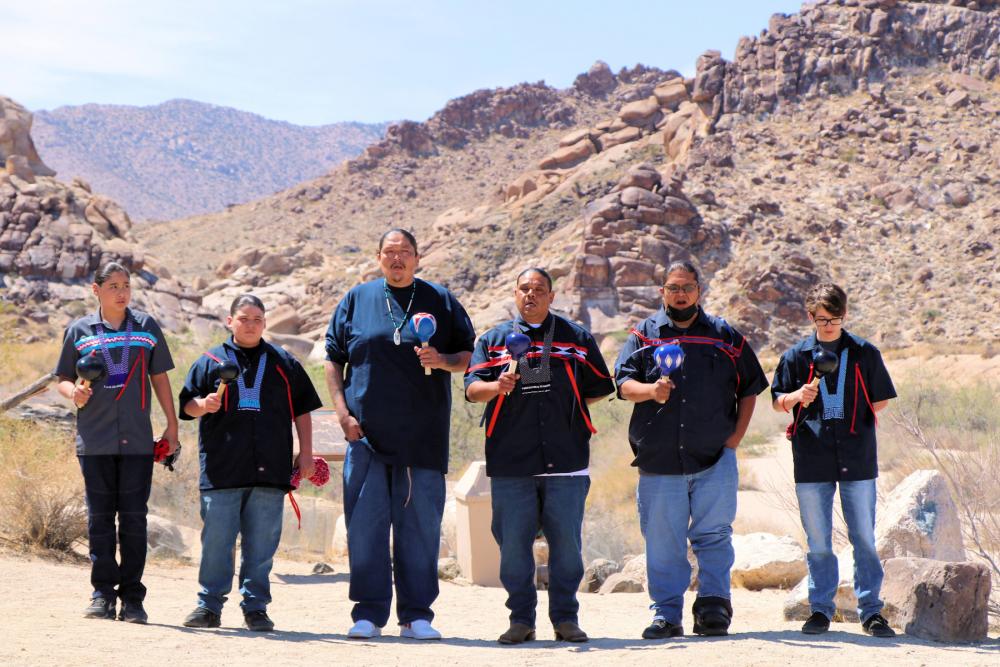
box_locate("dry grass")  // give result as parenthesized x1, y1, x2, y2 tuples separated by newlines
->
(0, 415, 87, 554)
(880, 382, 1000, 622)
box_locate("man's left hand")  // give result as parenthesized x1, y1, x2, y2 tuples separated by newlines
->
(160, 427, 179, 455)
(724, 434, 741, 450)
(294, 453, 316, 481)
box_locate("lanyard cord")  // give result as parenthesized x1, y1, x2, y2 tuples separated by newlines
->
(383, 279, 417, 338)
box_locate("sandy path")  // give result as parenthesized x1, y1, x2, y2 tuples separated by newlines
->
(3, 554, 996, 667)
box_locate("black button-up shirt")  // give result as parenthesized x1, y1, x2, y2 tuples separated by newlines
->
(55, 308, 174, 456)
(465, 313, 615, 477)
(771, 331, 896, 483)
(179, 337, 322, 492)
(615, 307, 768, 475)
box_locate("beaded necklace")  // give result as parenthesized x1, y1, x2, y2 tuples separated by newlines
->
(95, 313, 134, 389)
(225, 347, 268, 411)
(383, 279, 417, 346)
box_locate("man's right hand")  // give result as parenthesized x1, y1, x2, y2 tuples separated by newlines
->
(340, 414, 364, 442)
(650, 377, 673, 404)
(798, 381, 819, 407)
(200, 394, 222, 413)
(73, 384, 93, 409)
(496, 371, 519, 395)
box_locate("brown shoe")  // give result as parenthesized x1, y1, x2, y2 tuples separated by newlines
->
(498, 622, 536, 644)
(553, 620, 588, 642)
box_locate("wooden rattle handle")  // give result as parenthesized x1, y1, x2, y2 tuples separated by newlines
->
(422, 341, 431, 375)
(801, 377, 821, 408)
(215, 382, 228, 398)
(505, 359, 519, 396)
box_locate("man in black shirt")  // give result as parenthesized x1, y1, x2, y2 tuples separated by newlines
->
(466, 268, 614, 644)
(179, 294, 322, 632)
(615, 260, 767, 639)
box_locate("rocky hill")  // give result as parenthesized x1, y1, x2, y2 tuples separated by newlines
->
(32, 100, 387, 221)
(0, 96, 219, 336)
(4, 0, 999, 357)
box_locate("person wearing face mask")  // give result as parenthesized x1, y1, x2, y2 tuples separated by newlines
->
(615, 260, 767, 640)
(770, 283, 897, 638)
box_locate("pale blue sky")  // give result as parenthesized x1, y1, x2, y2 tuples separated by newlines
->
(0, 1, 805, 125)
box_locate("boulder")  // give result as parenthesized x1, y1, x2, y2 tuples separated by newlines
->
(618, 165, 661, 191)
(881, 557, 991, 642)
(4, 155, 34, 183)
(621, 553, 648, 588)
(575, 254, 610, 287)
(146, 514, 186, 558)
(875, 469, 965, 562)
(599, 571, 645, 594)
(597, 126, 642, 151)
(618, 97, 661, 124)
(268, 332, 314, 359)
(580, 558, 620, 593)
(944, 90, 970, 109)
(609, 257, 656, 287)
(0, 96, 56, 177)
(267, 304, 302, 335)
(538, 138, 596, 170)
(559, 128, 594, 148)
(653, 79, 689, 110)
(620, 186, 664, 208)
(942, 182, 971, 208)
(731, 532, 807, 590)
(438, 557, 461, 581)
(256, 251, 291, 276)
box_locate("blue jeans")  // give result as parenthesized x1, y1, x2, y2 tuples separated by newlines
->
(79, 455, 154, 603)
(490, 475, 590, 627)
(637, 447, 738, 624)
(796, 479, 884, 622)
(195, 486, 285, 614)
(343, 439, 445, 627)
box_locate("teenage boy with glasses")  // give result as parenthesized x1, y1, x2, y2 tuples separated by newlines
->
(770, 283, 897, 637)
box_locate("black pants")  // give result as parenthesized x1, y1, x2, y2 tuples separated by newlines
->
(78, 455, 154, 603)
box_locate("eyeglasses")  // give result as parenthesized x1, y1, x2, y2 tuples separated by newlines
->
(664, 284, 698, 294)
(813, 317, 844, 326)
(381, 250, 414, 259)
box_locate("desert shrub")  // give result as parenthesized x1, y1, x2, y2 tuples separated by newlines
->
(0, 415, 87, 553)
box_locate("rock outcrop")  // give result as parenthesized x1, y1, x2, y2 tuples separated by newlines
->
(0, 97, 220, 334)
(0, 97, 55, 179)
(881, 557, 991, 642)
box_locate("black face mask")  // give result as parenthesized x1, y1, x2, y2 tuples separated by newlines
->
(667, 304, 699, 322)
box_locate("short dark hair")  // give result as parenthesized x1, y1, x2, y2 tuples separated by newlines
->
(664, 260, 700, 284)
(516, 267, 553, 291)
(94, 261, 130, 286)
(229, 294, 266, 315)
(805, 283, 847, 317)
(378, 228, 418, 254)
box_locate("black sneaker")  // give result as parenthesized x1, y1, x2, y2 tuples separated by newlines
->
(642, 618, 684, 639)
(118, 600, 148, 624)
(862, 613, 896, 638)
(183, 607, 221, 628)
(692, 596, 733, 636)
(801, 611, 830, 635)
(244, 610, 275, 632)
(84, 597, 115, 619)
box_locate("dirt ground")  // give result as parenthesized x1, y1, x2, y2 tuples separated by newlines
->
(3, 553, 997, 667)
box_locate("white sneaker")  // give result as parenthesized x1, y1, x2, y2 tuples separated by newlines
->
(347, 619, 381, 639)
(400, 619, 442, 640)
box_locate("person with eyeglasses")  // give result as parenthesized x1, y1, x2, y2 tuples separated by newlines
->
(324, 228, 476, 640)
(615, 260, 768, 640)
(770, 283, 897, 638)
